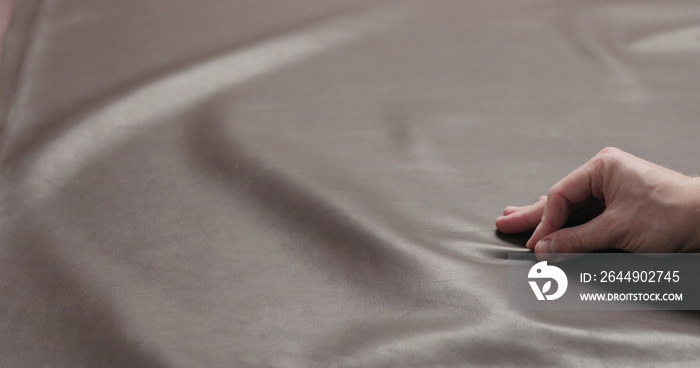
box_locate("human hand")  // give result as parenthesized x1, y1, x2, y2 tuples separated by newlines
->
(496, 147, 700, 256)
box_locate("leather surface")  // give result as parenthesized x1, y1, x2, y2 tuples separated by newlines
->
(2, 1, 700, 366)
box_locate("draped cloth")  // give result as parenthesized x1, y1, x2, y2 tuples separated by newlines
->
(2, 1, 700, 366)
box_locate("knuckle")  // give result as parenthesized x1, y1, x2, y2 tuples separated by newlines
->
(547, 185, 564, 200)
(589, 156, 607, 198)
(589, 148, 625, 198)
(597, 146, 622, 157)
(547, 186, 574, 209)
(590, 155, 606, 175)
(595, 147, 622, 168)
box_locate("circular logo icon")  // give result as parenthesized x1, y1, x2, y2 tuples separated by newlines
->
(528, 261, 568, 301)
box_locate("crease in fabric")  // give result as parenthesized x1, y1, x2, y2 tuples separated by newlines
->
(630, 25, 700, 52)
(18, 5, 414, 204)
(0, 0, 43, 160)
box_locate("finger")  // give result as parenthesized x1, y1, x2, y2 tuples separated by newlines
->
(495, 198, 546, 234)
(527, 153, 608, 248)
(501, 196, 546, 216)
(503, 206, 524, 216)
(534, 213, 616, 260)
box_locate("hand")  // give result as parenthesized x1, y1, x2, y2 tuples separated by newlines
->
(496, 147, 700, 256)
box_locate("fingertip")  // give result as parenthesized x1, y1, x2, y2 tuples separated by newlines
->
(525, 239, 536, 249)
(525, 235, 536, 249)
(533, 238, 562, 262)
(526, 223, 543, 249)
(503, 206, 522, 216)
(534, 238, 557, 254)
(495, 215, 508, 232)
(495, 214, 521, 234)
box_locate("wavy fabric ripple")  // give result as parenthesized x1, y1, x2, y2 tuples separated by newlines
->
(2, 0, 700, 367)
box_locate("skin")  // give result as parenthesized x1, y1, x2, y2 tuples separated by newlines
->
(496, 147, 700, 259)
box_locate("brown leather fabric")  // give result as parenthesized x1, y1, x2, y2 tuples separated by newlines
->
(2, 1, 700, 366)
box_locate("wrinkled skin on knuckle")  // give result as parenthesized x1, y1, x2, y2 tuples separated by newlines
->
(547, 186, 574, 210)
(590, 147, 627, 201)
(597, 146, 623, 157)
(589, 156, 607, 200)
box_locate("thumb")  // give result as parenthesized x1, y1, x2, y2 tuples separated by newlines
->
(534, 214, 614, 256)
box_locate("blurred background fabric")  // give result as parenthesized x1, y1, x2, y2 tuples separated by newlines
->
(1, 1, 700, 367)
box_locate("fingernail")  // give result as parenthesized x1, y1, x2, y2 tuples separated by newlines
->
(536, 239, 557, 254)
